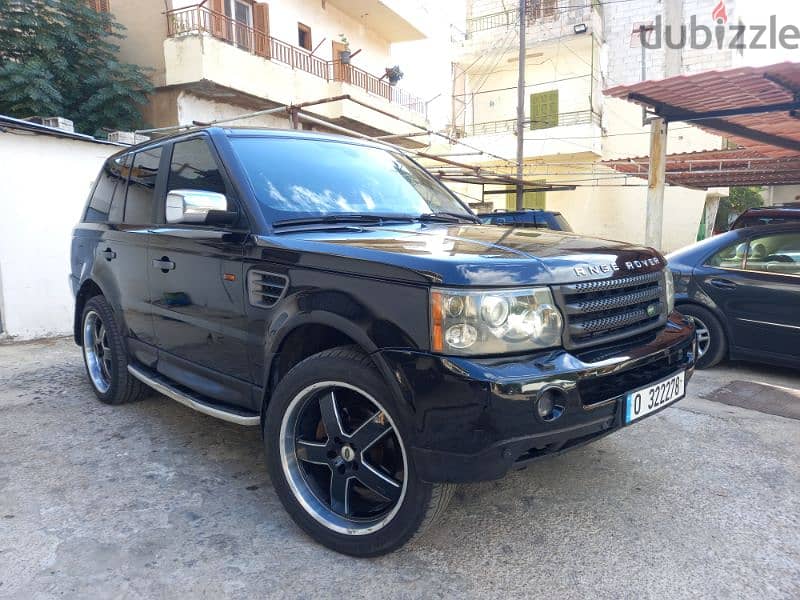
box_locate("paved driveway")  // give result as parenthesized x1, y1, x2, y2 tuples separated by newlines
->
(1, 338, 798, 599)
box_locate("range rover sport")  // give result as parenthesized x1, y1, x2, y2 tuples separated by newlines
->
(71, 128, 696, 556)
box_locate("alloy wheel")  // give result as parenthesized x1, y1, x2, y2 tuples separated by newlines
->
(83, 310, 113, 394)
(279, 382, 408, 535)
(691, 316, 711, 359)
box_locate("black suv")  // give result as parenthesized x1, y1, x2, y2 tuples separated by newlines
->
(71, 128, 695, 556)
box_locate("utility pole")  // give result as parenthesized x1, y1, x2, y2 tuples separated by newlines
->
(515, 0, 526, 210)
(646, 117, 668, 250)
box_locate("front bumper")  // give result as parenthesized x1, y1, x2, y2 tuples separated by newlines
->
(378, 312, 696, 483)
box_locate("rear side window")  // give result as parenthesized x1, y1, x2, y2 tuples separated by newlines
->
(168, 138, 227, 196)
(124, 147, 162, 224)
(84, 154, 129, 223)
(707, 242, 745, 268)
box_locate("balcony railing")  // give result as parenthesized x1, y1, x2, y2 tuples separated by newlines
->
(461, 110, 600, 136)
(166, 5, 426, 115)
(465, 0, 600, 37)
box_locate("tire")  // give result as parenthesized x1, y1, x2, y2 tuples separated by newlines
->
(80, 295, 147, 404)
(678, 304, 727, 369)
(264, 347, 454, 557)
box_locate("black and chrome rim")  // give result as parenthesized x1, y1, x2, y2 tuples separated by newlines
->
(83, 310, 112, 394)
(691, 316, 711, 358)
(279, 382, 408, 535)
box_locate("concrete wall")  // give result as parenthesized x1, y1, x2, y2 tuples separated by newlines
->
(0, 133, 117, 339)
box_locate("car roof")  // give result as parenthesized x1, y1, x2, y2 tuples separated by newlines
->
(741, 205, 800, 214)
(108, 126, 393, 158)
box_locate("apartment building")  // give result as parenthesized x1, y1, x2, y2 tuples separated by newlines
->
(106, 0, 431, 136)
(450, 0, 736, 251)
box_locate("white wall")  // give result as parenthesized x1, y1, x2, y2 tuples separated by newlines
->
(0, 132, 117, 339)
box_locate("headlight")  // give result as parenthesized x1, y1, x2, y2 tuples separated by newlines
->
(663, 267, 675, 314)
(431, 287, 563, 355)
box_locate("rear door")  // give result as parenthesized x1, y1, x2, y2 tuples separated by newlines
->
(84, 151, 158, 366)
(147, 135, 253, 407)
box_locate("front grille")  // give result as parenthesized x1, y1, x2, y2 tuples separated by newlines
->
(578, 337, 692, 406)
(554, 270, 667, 349)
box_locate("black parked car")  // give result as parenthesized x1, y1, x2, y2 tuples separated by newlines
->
(478, 208, 573, 231)
(668, 223, 800, 369)
(71, 128, 695, 556)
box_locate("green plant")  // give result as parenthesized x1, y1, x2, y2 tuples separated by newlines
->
(726, 186, 764, 213)
(338, 34, 350, 50)
(0, 0, 154, 136)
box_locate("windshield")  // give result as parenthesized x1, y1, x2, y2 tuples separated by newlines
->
(231, 136, 471, 223)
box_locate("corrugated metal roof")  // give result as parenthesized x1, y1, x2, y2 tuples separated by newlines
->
(600, 147, 800, 188)
(605, 62, 800, 159)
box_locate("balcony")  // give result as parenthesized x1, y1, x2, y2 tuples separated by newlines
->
(462, 110, 600, 136)
(457, 110, 603, 160)
(165, 5, 426, 124)
(455, 0, 602, 61)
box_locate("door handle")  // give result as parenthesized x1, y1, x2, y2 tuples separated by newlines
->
(101, 248, 116, 261)
(152, 257, 176, 272)
(709, 277, 737, 290)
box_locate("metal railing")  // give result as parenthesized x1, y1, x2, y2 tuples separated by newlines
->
(465, 0, 599, 36)
(462, 110, 600, 136)
(166, 5, 425, 115)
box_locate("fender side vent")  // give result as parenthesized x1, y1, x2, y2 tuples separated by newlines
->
(247, 270, 288, 308)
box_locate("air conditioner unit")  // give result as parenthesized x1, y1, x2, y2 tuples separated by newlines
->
(107, 131, 150, 145)
(36, 117, 75, 133)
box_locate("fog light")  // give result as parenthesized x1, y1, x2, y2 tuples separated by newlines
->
(537, 392, 554, 419)
(536, 388, 565, 422)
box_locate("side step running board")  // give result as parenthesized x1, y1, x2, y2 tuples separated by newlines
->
(128, 365, 260, 426)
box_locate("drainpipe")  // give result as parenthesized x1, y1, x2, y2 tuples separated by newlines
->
(515, 0, 526, 210)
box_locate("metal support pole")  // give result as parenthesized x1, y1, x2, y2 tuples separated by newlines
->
(646, 117, 668, 250)
(515, 0, 526, 210)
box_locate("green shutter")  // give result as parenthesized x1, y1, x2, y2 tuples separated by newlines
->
(505, 182, 546, 210)
(530, 90, 559, 130)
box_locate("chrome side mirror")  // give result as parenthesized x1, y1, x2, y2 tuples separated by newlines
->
(166, 189, 228, 224)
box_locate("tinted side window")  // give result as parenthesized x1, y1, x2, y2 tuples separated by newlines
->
(168, 138, 227, 197)
(124, 147, 162, 224)
(85, 154, 128, 223)
(707, 242, 745, 269)
(108, 154, 131, 223)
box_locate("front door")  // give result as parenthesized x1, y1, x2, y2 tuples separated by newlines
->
(148, 136, 253, 408)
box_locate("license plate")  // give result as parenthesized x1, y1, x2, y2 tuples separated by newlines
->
(624, 370, 685, 424)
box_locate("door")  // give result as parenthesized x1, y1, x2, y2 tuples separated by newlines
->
(332, 40, 350, 83)
(698, 231, 800, 361)
(148, 136, 253, 407)
(87, 150, 158, 366)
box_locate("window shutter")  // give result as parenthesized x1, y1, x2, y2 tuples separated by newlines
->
(98, 0, 109, 12)
(254, 3, 270, 58)
(210, 0, 226, 40)
(529, 90, 559, 130)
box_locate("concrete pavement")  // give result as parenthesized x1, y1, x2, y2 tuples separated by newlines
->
(1, 337, 798, 599)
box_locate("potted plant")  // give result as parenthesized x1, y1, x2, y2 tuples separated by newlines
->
(385, 65, 404, 86)
(338, 34, 351, 64)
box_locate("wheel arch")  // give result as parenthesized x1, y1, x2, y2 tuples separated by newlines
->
(675, 299, 732, 356)
(261, 314, 407, 423)
(74, 279, 105, 345)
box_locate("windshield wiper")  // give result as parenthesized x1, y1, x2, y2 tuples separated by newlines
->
(273, 214, 415, 228)
(418, 211, 482, 224)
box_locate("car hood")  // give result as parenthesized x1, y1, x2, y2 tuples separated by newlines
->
(254, 223, 665, 286)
